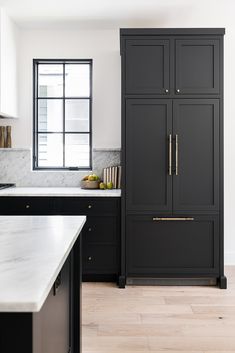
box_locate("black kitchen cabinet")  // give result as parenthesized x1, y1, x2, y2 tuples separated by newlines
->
(55, 197, 119, 216)
(120, 28, 226, 289)
(173, 99, 219, 212)
(122, 31, 222, 96)
(33, 257, 70, 353)
(126, 99, 172, 212)
(125, 98, 219, 213)
(175, 39, 220, 95)
(126, 214, 219, 277)
(0, 196, 55, 215)
(0, 196, 120, 282)
(83, 244, 118, 274)
(125, 39, 170, 95)
(0, 236, 81, 353)
(54, 197, 120, 281)
(82, 216, 118, 276)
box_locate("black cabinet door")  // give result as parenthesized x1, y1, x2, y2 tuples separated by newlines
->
(173, 99, 219, 212)
(175, 39, 220, 95)
(126, 99, 172, 212)
(33, 257, 70, 353)
(82, 216, 119, 275)
(83, 216, 118, 244)
(126, 214, 219, 276)
(125, 39, 170, 94)
(83, 244, 118, 274)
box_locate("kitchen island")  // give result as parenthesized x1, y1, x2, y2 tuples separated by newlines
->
(0, 215, 86, 353)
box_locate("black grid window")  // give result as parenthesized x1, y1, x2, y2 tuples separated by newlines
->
(33, 59, 92, 170)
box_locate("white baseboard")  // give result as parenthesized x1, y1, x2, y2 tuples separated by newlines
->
(225, 252, 235, 265)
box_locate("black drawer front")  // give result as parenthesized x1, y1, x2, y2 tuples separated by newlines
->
(83, 244, 118, 274)
(83, 216, 118, 244)
(0, 197, 55, 215)
(55, 197, 119, 215)
(0, 197, 120, 216)
(126, 214, 220, 276)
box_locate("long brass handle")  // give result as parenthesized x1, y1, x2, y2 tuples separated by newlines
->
(168, 134, 172, 175)
(175, 134, 178, 176)
(153, 217, 194, 221)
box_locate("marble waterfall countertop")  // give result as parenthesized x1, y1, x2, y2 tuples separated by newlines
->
(0, 215, 86, 312)
(0, 187, 121, 197)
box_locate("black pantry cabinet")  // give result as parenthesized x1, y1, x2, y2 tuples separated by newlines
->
(119, 28, 226, 289)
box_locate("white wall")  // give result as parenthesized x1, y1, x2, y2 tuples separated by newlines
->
(6, 0, 235, 264)
(16, 28, 121, 149)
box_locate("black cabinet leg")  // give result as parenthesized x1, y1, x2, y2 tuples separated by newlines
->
(219, 275, 227, 289)
(118, 276, 126, 288)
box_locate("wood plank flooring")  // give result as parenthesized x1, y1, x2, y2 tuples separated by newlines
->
(82, 267, 235, 353)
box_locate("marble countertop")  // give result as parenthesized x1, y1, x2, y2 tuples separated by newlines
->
(0, 187, 121, 197)
(0, 215, 86, 312)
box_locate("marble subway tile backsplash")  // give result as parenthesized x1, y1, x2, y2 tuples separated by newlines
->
(0, 148, 121, 187)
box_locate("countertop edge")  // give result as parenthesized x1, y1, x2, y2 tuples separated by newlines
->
(0, 187, 121, 197)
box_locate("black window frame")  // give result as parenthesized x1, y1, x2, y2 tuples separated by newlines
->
(33, 58, 92, 171)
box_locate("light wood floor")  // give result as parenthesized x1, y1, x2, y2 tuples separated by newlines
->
(82, 267, 235, 353)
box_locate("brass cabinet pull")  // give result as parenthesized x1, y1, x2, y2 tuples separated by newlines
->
(175, 134, 178, 175)
(53, 272, 62, 296)
(153, 217, 194, 221)
(168, 134, 172, 175)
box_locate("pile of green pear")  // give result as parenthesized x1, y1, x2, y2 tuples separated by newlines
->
(83, 174, 113, 189)
(99, 181, 113, 190)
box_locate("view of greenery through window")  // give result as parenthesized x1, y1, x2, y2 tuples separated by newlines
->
(33, 60, 92, 170)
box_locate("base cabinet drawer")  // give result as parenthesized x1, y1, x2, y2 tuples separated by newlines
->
(83, 216, 118, 244)
(83, 244, 118, 274)
(0, 197, 55, 215)
(55, 197, 119, 215)
(126, 214, 220, 276)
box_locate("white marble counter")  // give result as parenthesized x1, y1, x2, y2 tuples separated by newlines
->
(0, 215, 86, 312)
(0, 187, 121, 197)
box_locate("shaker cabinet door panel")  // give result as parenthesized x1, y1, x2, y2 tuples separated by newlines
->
(173, 99, 219, 211)
(125, 39, 170, 94)
(126, 215, 219, 276)
(125, 99, 172, 212)
(83, 244, 118, 274)
(175, 39, 220, 94)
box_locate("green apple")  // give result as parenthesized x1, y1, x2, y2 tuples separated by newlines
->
(107, 182, 113, 189)
(99, 182, 107, 189)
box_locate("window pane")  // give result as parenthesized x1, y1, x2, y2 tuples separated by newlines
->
(38, 64, 63, 97)
(38, 99, 63, 132)
(38, 134, 63, 167)
(65, 64, 90, 97)
(65, 134, 90, 167)
(65, 99, 89, 132)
